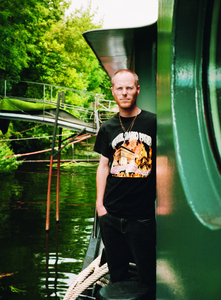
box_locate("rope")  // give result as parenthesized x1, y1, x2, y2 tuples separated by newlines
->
(0, 132, 72, 142)
(62, 161, 99, 168)
(10, 124, 44, 136)
(0, 124, 45, 141)
(5, 134, 93, 158)
(63, 254, 109, 300)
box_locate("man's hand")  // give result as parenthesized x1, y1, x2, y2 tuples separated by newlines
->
(96, 203, 107, 217)
(96, 155, 109, 217)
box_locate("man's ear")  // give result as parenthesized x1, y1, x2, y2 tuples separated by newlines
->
(111, 86, 114, 96)
(137, 85, 141, 95)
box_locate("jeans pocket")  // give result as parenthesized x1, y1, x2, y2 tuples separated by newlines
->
(137, 218, 151, 223)
(98, 212, 108, 219)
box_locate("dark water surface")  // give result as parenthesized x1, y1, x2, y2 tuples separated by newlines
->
(0, 162, 97, 299)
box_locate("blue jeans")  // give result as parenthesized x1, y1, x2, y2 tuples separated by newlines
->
(99, 213, 156, 289)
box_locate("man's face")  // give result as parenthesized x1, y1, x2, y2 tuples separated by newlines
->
(111, 72, 140, 111)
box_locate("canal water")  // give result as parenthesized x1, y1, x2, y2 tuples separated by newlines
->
(0, 147, 98, 299)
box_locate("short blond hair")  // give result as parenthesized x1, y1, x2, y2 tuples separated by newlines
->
(111, 69, 139, 87)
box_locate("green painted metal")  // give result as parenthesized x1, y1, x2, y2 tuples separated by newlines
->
(171, 0, 221, 230)
(157, 0, 221, 298)
(207, 0, 221, 167)
(83, 24, 157, 113)
(134, 25, 157, 113)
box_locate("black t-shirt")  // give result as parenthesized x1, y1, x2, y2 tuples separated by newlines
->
(94, 110, 156, 220)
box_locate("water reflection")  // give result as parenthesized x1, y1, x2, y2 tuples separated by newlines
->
(0, 163, 96, 299)
(45, 226, 79, 299)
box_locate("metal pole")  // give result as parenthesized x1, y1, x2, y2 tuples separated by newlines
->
(95, 109, 100, 131)
(46, 156, 53, 231)
(46, 91, 61, 231)
(43, 84, 45, 102)
(56, 91, 65, 222)
(54, 222, 59, 293)
(43, 84, 45, 119)
(45, 231, 50, 297)
(93, 209, 98, 238)
(4, 80, 6, 97)
(56, 151, 61, 222)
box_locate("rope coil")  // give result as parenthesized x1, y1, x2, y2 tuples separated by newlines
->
(63, 254, 109, 300)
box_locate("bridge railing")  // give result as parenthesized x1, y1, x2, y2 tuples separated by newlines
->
(0, 80, 117, 126)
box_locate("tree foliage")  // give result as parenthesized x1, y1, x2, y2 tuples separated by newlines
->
(0, 0, 111, 94)
(23, 4, 111, 95)
(9, 121, 54, 157)
(0, 0, 113, 170)
(0, 142, 22, 172)
(0, 0, 70, 81)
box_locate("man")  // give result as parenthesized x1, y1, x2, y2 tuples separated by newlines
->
(94, 69, 156, 291)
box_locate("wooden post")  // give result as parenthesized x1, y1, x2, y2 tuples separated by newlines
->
(46, 91, 61, 231)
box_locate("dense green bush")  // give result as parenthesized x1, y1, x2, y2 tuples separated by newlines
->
(0, 142, 22, 172)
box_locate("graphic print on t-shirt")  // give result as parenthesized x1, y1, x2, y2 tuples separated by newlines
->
(110, 131, 152, 177)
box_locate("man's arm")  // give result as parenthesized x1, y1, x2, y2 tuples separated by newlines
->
(96, 154, 109, 216)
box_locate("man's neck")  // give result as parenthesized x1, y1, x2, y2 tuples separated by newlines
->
(119, 106, 141, 117)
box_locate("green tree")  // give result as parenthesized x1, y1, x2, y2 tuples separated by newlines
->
(28, 4, 110, 94)
(0, 1, 113, 161)
(9, 121, 54, 158)
(0, 0, 70, 81)
(0, 0, 112, 98)
(0, 142, 21, 172)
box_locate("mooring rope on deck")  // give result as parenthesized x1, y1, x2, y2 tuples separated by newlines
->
(63, 254, 109, 300)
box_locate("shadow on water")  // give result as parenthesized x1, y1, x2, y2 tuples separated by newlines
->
(0, 162, 97, 299)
